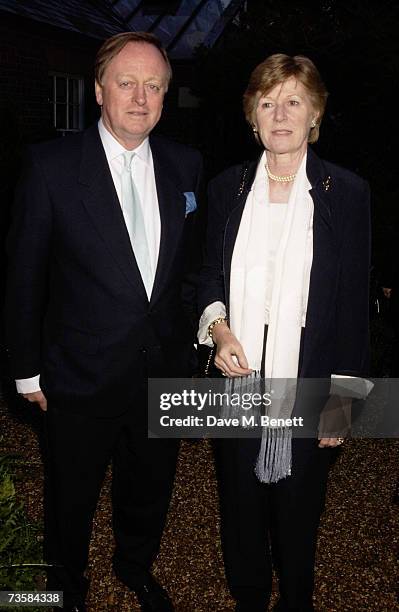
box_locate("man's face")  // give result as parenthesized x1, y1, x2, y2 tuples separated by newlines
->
(95, 41, 169, 149)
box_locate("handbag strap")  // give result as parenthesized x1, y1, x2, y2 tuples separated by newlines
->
(203, 346, 215, 377)
(237, 162, 249, 198)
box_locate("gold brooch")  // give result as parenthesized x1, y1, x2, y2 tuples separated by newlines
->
(322, 176, 332, 191)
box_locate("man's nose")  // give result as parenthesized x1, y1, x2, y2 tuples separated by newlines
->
(133, 84, 146, 105)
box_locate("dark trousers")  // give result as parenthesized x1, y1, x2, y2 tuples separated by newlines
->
(213, 437, 337, 611)
(44, 402, 179, 601)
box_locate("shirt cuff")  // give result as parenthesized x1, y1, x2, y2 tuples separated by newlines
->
(330, 374, 374, 398)
(197, 301, 226, 347)
(15, 375, 41, 394)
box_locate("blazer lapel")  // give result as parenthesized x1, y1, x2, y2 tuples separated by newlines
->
(78, 125, 148, 301)
(223, 159, 259, 316)
(301, 147, 337, 374)
(149, 137, 186, 306)
(307, 146, 333, 231)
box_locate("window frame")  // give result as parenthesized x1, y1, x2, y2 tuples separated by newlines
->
(48, 72, 84, 134)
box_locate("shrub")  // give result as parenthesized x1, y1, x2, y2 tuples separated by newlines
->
(0, 453, 48, 611)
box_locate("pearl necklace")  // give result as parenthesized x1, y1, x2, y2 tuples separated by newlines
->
(265, 161, 296, 183)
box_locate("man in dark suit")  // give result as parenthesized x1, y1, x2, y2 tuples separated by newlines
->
(6, 32, 202, 612)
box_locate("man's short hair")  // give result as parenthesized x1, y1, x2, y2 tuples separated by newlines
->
(95, 32, 172, 88)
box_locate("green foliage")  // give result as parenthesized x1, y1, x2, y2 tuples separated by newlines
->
(0, 453, 46, 610)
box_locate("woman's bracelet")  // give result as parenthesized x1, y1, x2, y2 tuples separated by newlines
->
(207, 317, 227, 341)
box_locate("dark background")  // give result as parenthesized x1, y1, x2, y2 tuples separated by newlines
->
(1, 0, 398, 382)
(191, 1, 398, 252)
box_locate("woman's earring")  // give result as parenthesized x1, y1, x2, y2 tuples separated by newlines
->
(311, 119, 316, 128)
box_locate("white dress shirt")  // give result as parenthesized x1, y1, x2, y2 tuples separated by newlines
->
(16, 119, 161, 394)
(98, 119, 160, 289)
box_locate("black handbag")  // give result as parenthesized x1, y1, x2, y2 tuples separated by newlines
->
(198, 162, 250, 377)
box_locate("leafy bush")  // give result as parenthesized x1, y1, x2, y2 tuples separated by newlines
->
(0, 453, 48, 611)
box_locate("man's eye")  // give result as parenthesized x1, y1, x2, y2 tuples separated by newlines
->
(147, 84, 161, 91)
(120, 81, 131, 88)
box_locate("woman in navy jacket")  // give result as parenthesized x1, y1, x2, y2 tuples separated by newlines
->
(198, 54, 370, 611)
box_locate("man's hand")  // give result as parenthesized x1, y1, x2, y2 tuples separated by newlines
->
(22, 390, 47, 412)
(212, 323, 253, 377)
(382, 287, 392, 299)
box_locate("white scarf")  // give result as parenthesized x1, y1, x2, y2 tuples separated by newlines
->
(230, 151, 313, 377)
(229, 151, 314, 482)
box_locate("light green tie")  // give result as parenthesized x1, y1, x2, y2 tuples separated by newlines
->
(121, 151, 152, 297)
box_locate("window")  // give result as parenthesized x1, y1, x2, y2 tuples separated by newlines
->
(48, 74, 84, 133)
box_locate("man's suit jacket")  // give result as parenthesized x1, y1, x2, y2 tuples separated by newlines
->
(6, 124, 203, 414)
(198, 146, 371, 379)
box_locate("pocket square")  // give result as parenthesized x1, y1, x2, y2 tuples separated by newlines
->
(184, 192, 197, 216)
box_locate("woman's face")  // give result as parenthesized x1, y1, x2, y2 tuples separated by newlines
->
(254, 77, 317, 157)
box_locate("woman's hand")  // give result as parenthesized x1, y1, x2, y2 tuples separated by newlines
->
(318, 437, 344, 448)
(212, 322, 253, 377)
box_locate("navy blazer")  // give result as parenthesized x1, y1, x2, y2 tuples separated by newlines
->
(6, 124, 203, 413)
(198, 147, 370, 378)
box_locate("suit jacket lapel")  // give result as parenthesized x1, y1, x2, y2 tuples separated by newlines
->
(78, 125, 148, 301)
(149, 136, 185, 306)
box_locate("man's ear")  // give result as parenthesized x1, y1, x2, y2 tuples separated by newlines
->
(95, 80, 103, 106)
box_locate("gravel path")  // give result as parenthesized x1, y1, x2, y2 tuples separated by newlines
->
(1, 397, 398, 611)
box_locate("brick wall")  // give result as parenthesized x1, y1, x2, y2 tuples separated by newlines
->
(0, 12, 100, 145)
(0, 13, 102, 324)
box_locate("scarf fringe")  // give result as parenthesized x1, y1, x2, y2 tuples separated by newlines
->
(220, 372, 293, 483)
(220, 371, 262, 427)
(254, 426, 292, 483)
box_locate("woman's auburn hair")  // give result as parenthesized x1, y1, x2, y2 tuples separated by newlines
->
(94, 31, 172, 88)
(243, 53, 328, 144)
